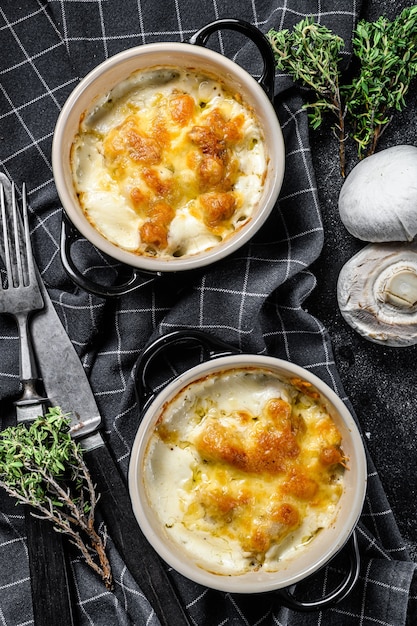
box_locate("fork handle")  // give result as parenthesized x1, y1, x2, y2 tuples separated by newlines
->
(18, 400, 75, 625)
(15, 312, 48, 423)
(16, 312, 39, 383)
(15, 384, 48, 424)
(15, 390, 74, 625)
(25, 508, 76, 626)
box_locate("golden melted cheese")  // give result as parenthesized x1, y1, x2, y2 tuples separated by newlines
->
(144, 368, 347, 575)
(71, 67, 267, 259)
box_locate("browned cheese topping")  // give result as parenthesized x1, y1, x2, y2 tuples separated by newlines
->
(71, 68, 267, 259)
(144, 368, 347, 573)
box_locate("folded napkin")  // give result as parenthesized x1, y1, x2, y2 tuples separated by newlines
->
(0, 1, 416, 624)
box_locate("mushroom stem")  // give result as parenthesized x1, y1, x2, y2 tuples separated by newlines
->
(379, 269, 417, 308)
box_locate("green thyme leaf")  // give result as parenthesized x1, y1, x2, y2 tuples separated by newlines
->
(268, 7, 417, 174)
(268, 17, 346, 174)
(0, 408, 113, 589)
(343, 5, 417, 157)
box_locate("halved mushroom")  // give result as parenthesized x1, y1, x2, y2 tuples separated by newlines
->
(338, 145, 417, 242)
(337, 242, 417, 346)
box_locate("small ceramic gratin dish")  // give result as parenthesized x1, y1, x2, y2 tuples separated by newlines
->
(128, 330, 367, 610)
(52, 20, 285, 297)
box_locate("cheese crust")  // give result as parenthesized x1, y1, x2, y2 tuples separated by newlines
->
(71, 67, 268, 259)
(144, 368, 347, 575)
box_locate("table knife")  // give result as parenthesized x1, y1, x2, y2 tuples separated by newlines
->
(29, 254, 190, 626)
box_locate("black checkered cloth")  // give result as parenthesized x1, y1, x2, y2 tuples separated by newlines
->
(0, 1, 416, 624)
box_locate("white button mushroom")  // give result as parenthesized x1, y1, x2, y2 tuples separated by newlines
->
(337, 242, 417, 346)
(338, 145, 417, 242)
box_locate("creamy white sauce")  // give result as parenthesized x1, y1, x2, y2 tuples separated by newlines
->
(143, 368, 345, 576)
(71, 67, 267, 259)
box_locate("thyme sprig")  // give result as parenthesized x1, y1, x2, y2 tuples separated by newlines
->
(343, 6, 417, 158)
(0, 407, 112, 589)
(267, 6, 417, 174)
(268, 17, 346, 174)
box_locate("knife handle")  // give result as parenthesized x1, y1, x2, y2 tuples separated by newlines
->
(83, 444, 191, 626)
(25, 507, 75, 625)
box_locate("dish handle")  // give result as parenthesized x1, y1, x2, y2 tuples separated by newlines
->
(135, 329, 239, 408)
(276, 531, 361, 612)
(60, 214, 157, 297)
(188, 19, 275, 101)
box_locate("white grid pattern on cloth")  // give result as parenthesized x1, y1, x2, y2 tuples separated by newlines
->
(0, 1, 416, 625)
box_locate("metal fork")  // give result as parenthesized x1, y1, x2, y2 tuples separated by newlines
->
(0, 179, 74, 626)
(0, 182, 47, 419)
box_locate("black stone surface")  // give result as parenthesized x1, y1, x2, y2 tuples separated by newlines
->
(306, 0, 417, 560)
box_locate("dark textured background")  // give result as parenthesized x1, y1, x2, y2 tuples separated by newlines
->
(307, 0, 417, 561)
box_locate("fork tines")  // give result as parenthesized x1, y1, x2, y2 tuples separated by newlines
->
(1, 182, 33, 290)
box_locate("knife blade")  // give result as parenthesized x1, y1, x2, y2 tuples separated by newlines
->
(26, 219, 190, 626)
(0, 175, 75, 626)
